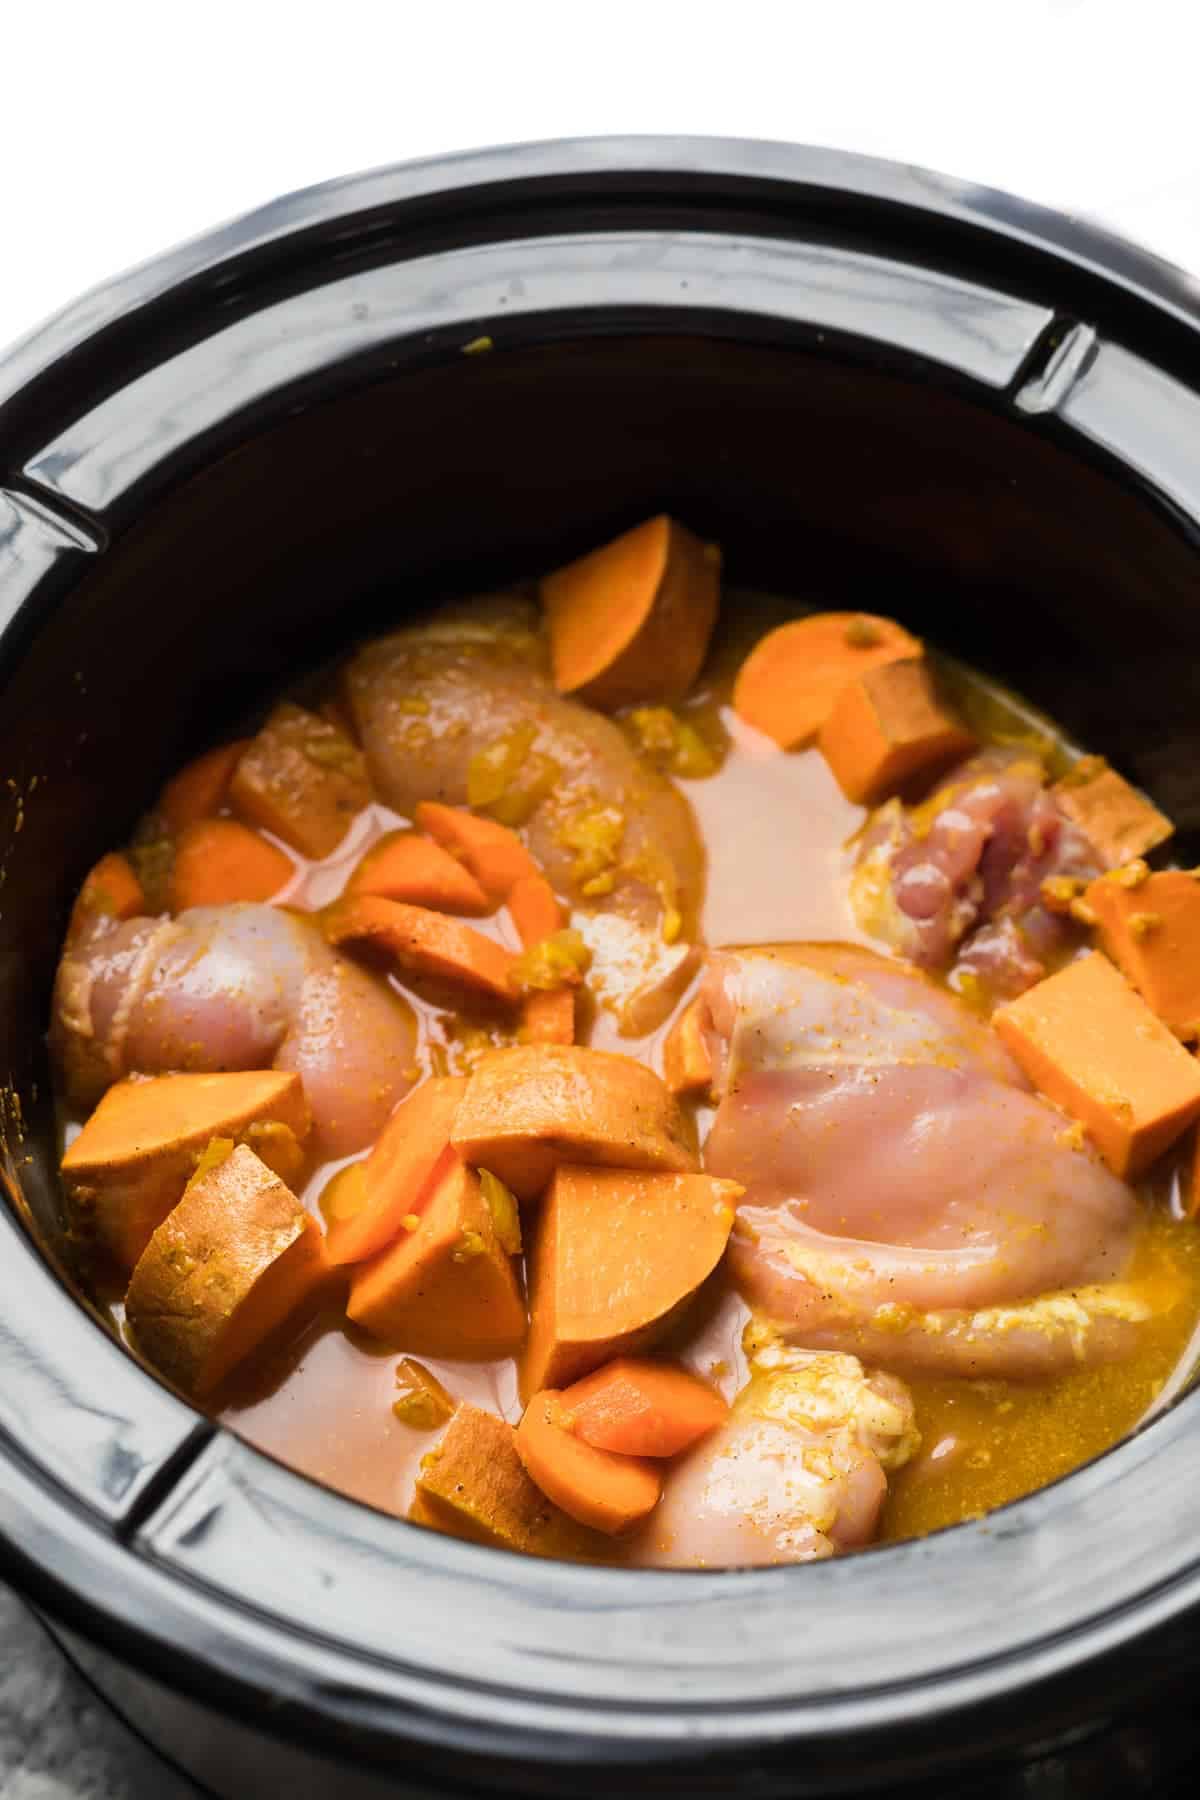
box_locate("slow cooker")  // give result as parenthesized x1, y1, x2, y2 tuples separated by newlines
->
(2, 138, 1200, 1798)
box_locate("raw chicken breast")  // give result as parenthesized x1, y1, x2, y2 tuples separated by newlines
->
(52, 904, 417, 1156)
(342, 598, 704, 1031)
(642, 1338, 918, 1566)
(702, 944, 1146, 1376)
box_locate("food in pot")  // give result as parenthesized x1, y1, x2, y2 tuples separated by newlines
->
(50, 517, 1200, 1566)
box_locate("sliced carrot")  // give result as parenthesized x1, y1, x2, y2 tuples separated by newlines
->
(1086, 866, 1200, 1040)
(520, 988, 576, 1045)
(522, 1164, 741, 1398)
(540, 515, 720, 712)
(452, 1045, 697, 1201)
(158, 739, 251, 835)
(165, 817, 294, 911)
(662, 997, 713, 1098)
(516, 1389, 662, 1534)
(345, 830, 490, 914)
(732, 612, 923, 750)
(818, 658, 975, 805)
(414, 1403, 598, 1556)
(558, 1358, 728, 1457)
(324, 894, 518, 1003)
(325, 1076, 467, 1265)
(125, 1143, 329, 1397)
(347, 1155, 526, 1355)
(61, 1070, 311, 1270)
(993, 953, 1200, 1179)
(415, 802, 539, 901)
(1052, 757, 1174, 868)
(230, 702, 372, 859)
(67, 851, 145, 943)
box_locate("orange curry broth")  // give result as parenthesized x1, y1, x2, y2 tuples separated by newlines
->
(68, 595, 1200, 1559)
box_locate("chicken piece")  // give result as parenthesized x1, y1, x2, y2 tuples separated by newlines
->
(702, 944, 1145, 1377)
(342, 599, 704, 1032)
(52, 903, 416, 1156)
(642, 1336, 917, 1566)
(851, 748, 1101, 999)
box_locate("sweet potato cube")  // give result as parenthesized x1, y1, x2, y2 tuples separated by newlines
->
(413, 1403, 597, 1557)
(541, 514, 720, 712)
(61, 1070, 311, 1269)
(1052, 758, 1173, 868)
(993, 953, 1200, 1178)
(324, 895, 518, 1003)
(347, 1156, 526, 1356)
(1086, 867, 1200, 1040)
(818, 658, 975, 805)
(662, 997, 713, 1098)
(521, 1164, 741, 1399)
(125, 1144, 329, 1397)
(230, 702, 371, 859)
(451, 1045, 698, 1201)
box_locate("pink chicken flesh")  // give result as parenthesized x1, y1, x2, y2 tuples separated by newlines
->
(702, 943, 1147, 1378)
(52, 903, 417, 1156)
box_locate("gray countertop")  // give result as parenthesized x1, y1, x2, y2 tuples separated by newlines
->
(0, 1590, 198, 1800)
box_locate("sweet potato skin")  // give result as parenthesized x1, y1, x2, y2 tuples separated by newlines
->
(521, 1164, 741, 1398)
(1052, 758, 1173, 868)
(125, 1143, 328, 1396)
(61, 1070, 311, 1269)
(451, 1045, 698, 1201)
(414, 1403, 601, 1557)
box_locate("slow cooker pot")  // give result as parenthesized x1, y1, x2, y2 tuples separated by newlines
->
(2, 138, 1200, 1799)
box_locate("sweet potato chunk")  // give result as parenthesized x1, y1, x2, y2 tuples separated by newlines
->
(125, 1144, 328, 1396)
(414, 1403, 597, 1557)
(325, 1076, 466, 1265)
(1052, 757, 1173, 868)
(516, 1389, 662, 1535)
(61, 1070, 311, 1269)
(347, 1156, 526, 1355)
(415, 803, 539, 902)
(345, 831, 490, 913)
(661, 997, 713, 1098)
(818, 658, 975, 805)
(66, 852, 145, 944)
(1085, 866, 1200, 1040)
(522, 1164, 741, 1397)
(558, 1358, 728, 1457)
(732, 611, 922, 749)
(159, 740, 251, 834)
(994, 953, 1200, 1178)
(541, 515, 720, 712)
(230, 702, 371, 859)
(166, 818, 294, 910)
(451, 1045, 697, 1201)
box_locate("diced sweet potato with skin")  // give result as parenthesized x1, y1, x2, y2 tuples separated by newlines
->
(1052, 757, 1173, 868)
(662, 996, 713, 1098)
(541, 515, 720, 712)
(347, 1156, 526, 1355)
(520, 989, 576, 1045)
(451, 1045, 698, 1201)
(324, 894, 518, 1003)
(818, 659, 975, 805)
(415, 803, 539, 902)
(166, 818, 294, 910)
(557, 1357, 728, 1457)
(345, 831, 490, 914)
(325, 1076, 466, 1265)
(1086, 867, 1200, 1039)
(733, 612, 923, 750)
(516, 1389, 662, 1535)
(230, 702, 371, 859)
(61, 1070, 311, 1270)
(521, 1164, 741, 1398)
(66, 852, 145, 944)
(159, 740, 251, 834)
(414, 1403, 598, 1556)
(125, 1144, 329, 1397)
(994, 953, 1200, 1178)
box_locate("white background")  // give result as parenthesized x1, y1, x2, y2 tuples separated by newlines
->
(3, 0, 1200, 351)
